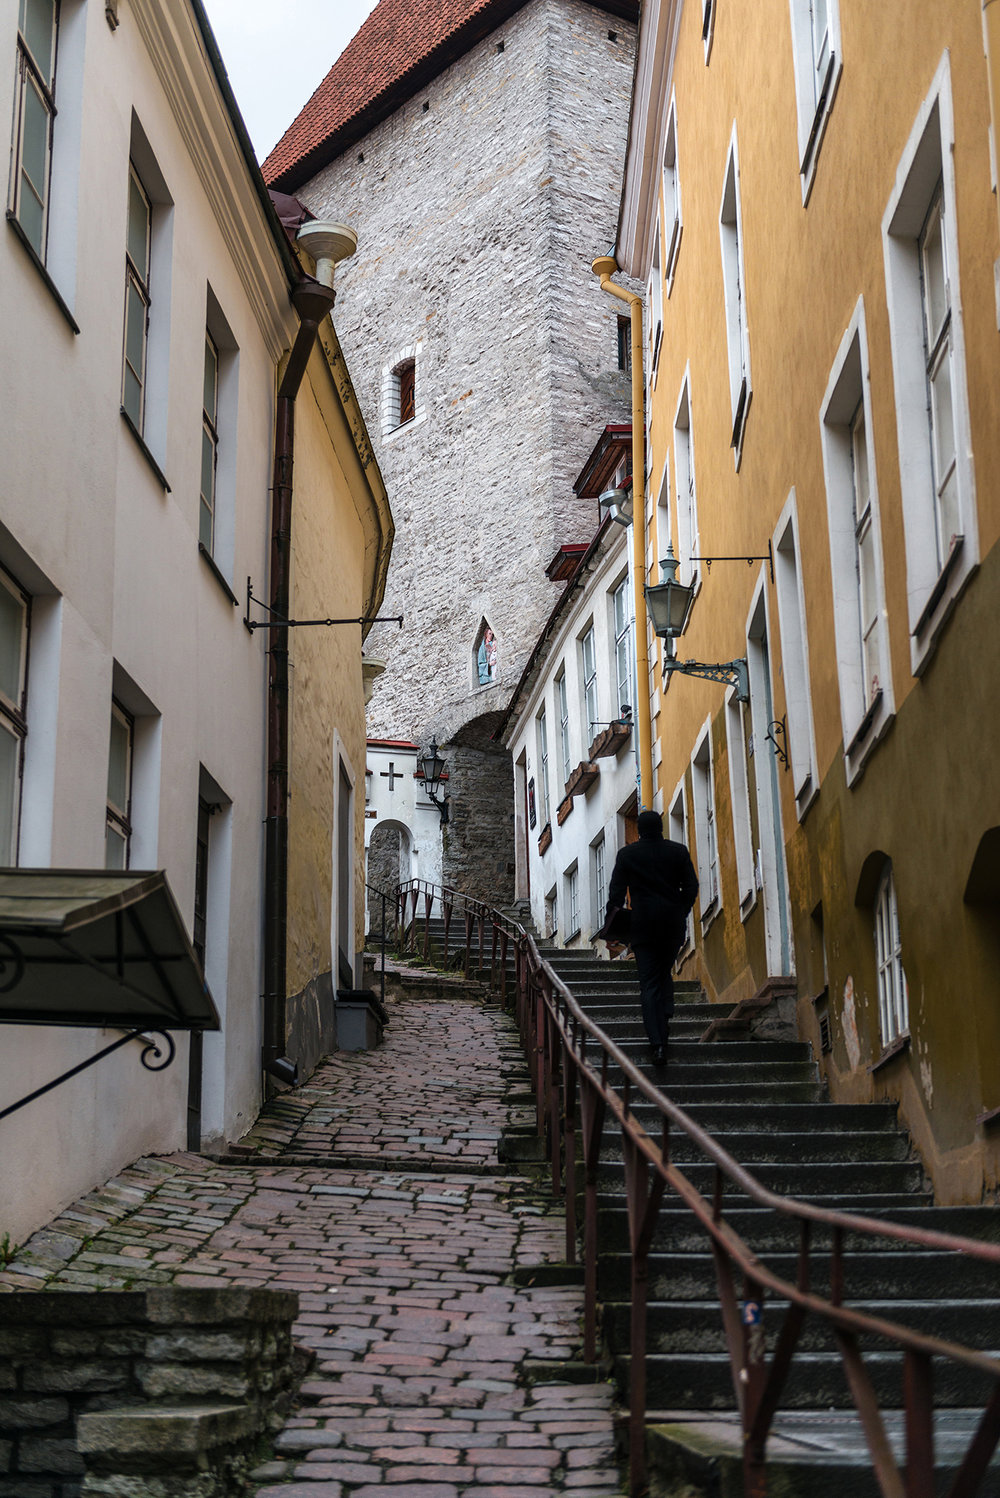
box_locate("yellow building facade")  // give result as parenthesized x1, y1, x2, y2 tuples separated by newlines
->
(616, 0, 1000, 1201)
(284, 317, 393, 1076)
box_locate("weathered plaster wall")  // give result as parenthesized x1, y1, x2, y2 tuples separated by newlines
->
(636, 0, 1000, 1201)
(284, 342, 371, 1070)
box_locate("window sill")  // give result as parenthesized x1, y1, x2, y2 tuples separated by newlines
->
(120, 408, 171, 492)
(868, 1033, 910, 1074)
(6, 211, 80, 334)
(198, 543, 238, 606)
(700, 895, 722, 935)
(913, 534, 965, 641)
(799, 54, 839, 206)
(563, 928, 581, 947)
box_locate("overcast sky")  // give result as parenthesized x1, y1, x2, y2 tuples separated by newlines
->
(201, 0, 380, 161)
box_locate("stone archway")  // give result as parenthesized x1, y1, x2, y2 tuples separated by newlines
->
(366, 818, 413, 936)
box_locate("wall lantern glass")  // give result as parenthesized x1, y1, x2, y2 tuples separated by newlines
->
(419, 741, 450, 824)
(644, 545, 695, 639)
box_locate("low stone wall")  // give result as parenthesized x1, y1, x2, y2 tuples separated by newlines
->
(0, 1287, 303, 1498)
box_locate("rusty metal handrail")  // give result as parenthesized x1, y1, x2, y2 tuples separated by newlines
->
(399, 883, 1000, 1498)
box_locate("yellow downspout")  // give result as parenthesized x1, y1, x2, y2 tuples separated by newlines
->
(985, 0, 1000, 253)
(592, 256, 654, 810)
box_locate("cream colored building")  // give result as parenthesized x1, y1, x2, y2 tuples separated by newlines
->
(614, 0, 1000, 1200)
(0, 0, 389, 1241)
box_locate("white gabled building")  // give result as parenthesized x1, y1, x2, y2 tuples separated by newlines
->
(497, 429, 641, 946)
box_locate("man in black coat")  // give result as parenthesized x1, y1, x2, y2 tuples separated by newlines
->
(601, 809, 699, 1066)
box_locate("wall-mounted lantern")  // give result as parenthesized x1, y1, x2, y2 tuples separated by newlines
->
(419, 741, 450, 824)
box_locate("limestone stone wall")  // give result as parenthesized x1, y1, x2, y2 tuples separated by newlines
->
(300, 0, 636, 761)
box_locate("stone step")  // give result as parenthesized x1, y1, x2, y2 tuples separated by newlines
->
(616, 1348, 1000, 1410)
(592, 1201, 1000, 1253)
(651, 1101, 900, 1133)
(603, 1297, 1000, 1353)
(593, 1156, 925, 1197)
(597, 1249, 1000, 1303)
(601, 1123, 913, 1164)
(646, 1416, 1000, 1498)
(592, 1058, 820, 1086)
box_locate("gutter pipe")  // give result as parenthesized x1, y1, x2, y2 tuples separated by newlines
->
(591, 256, 655, 809)
(262, 278, 338, 1076)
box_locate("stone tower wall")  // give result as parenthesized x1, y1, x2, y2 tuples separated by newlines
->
(299, 0, 635, 901)
(303, 0, 635, 743)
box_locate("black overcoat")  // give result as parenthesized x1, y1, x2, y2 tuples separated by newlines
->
(605, 835, 699, 948)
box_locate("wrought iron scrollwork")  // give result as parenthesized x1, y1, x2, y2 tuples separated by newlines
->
(138, 1031, 176, 1072)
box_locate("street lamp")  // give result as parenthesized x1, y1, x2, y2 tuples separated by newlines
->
(643, 545, 695, 639)
(599, 485, 634, 528)
(419, 740, 450, 824)
(645, 545, 750, 703)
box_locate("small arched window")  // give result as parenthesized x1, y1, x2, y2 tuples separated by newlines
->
(474, 620, 497, 686)
(874, 862, 908, 1045)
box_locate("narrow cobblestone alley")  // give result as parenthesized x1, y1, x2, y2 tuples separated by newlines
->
(0, 977, 624, 1498)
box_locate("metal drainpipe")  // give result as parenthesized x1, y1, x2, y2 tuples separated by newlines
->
(591, 257, 655, 810)
(262, 279, 338, 1077)
(985, 0, 1000, 257)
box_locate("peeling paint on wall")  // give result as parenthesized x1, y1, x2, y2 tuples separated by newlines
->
(842, 976, 861, 1071)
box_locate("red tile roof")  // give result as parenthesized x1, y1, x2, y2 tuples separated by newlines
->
(262, 0, 637, 190)
(262, 0, 523, 188)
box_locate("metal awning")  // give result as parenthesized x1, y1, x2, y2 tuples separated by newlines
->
(0, 869, 219, 1031)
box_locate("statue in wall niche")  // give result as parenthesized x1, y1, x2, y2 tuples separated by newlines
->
(476, 625, 498, 686)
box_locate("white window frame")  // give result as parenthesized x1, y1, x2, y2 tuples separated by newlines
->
(819, 298, 894, 782)
(200, 330, 219, 554)
(662, 94, 682, 292)
(669, 776, 694, 955)
(105, 698, 134, 870)
(611, 573, 634, 719)
(122, 160, 152, 434)
(881, 54, 978, 677)
(545, 885, 558, 942)
(772, 493, 818, 817)
(381, 340, 425, 439)
(565, 863, 580, 941)
(201, 286, 239, 580)
(787, 0, 842, 200)
(580, 624, 599, 749)
(591, 834, 606, 930)
(648, 225, 663, 383)
(0, 568, 30, 865)
(874, 862, 908, 1046)
(690, 722, 720, 927)
(536, 707, 551, 829)
(674, 373, 700, 590)
(9, 0, 58, 260)
(556, 669, 571, 785)
(720, 129, 751, 464)
(725, 688, 756, 914)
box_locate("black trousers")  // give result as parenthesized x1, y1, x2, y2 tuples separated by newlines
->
(632, 913, 687, 1048)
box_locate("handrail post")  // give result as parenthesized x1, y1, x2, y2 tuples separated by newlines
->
(499, 929, 509, 1010)
(563, 1035, 578, 1264)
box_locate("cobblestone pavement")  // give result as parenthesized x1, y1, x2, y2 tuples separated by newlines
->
(0, 982, 624, 1497)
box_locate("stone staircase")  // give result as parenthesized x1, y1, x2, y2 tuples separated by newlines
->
(541, 949, 1000, 1495)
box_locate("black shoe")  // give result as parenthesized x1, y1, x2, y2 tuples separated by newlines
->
(652, 1045, 666, 1067)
